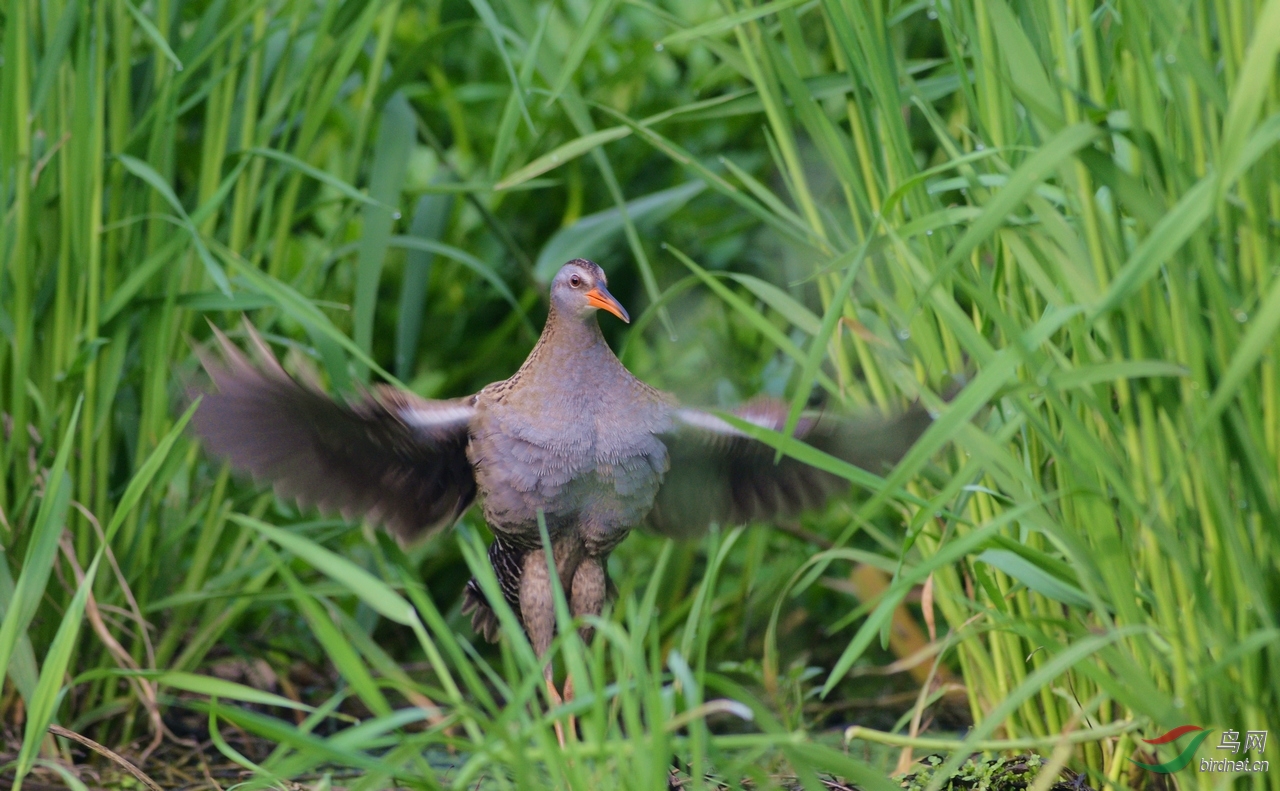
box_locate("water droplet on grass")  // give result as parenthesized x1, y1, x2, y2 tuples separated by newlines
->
(654, 42, 664, 51)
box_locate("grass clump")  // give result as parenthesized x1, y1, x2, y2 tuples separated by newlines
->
(2, 0, 1279, 789)
(900, 755, 1089, 791)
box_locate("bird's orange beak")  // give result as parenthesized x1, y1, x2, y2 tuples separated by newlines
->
(585, 285, 630, 323)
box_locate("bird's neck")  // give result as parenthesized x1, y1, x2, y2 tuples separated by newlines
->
(523, 305, 620, 380)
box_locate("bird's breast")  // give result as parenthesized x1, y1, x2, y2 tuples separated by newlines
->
(467, 381, 671, 551)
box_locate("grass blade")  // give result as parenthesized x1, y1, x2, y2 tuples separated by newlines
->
(353, 92, 416, 380)
(0, 398, 81, 683)
(545, 0, 617, 107)
(102, 398, 200, 544)
(14, 554, 102, 788)
(395, 193, 453, 381)
(660, 0, 811, 45)
(229, 515, 417, 626)
(535, 181, 705, 280)
(155, 671, 315, 712)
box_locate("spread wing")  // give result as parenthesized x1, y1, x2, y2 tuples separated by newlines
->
(191, 322, 477, 542)
(645, 398, 933, 538)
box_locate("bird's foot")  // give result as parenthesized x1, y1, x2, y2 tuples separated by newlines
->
(563, 673, 580, 743)
(545, 677, 567, 749)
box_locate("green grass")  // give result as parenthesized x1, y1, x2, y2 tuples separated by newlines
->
(2, 0, 1279, 789)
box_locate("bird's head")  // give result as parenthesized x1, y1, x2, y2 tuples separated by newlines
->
(550, 259, 630, 324)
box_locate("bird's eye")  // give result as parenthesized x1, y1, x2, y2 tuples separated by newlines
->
(569, 274, 582, 288)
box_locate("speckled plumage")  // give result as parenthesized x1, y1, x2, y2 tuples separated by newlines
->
(193, 259, 937, 663)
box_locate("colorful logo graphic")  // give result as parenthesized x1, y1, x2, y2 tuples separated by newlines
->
(1130, 725, 1270, 774)
(1130, 725, 1212, 773)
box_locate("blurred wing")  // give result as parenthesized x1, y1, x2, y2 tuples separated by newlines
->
(192, 323, 477, 542)
(645, 398, 932, 538)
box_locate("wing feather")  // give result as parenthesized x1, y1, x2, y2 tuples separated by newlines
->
(192, 322, 477, 541)
(645, 398, 932, 538)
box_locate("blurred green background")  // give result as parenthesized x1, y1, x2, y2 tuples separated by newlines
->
(2, 0, 1279, 788)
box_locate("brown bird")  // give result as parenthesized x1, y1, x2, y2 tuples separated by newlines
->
(193, 258, 933, 738)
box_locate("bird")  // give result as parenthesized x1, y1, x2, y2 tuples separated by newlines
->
(192, 258, 936, 740)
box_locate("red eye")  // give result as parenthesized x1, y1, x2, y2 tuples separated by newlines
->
(569, 274, 582, 288)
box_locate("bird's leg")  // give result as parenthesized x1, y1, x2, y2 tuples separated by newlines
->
(520, 549, 567, 747)
(562, 672, 576, 736)
(566, 556, 606, 740)
(543, 664, 566, 748)
(570, 556, 605, 645)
